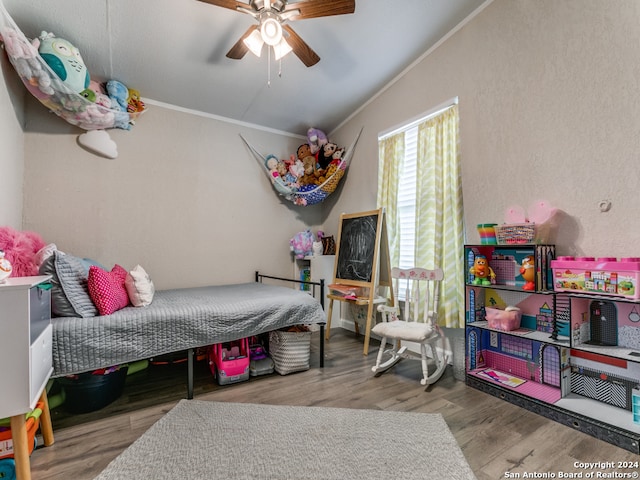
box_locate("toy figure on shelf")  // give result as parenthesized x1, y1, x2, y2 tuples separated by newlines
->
(469, 255, 495, 285)
(520, 255, 536, 290)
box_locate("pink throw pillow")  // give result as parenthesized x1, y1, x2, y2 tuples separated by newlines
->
(88, 264, 130, 316)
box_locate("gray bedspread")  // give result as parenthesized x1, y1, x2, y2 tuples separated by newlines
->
(52, 282, 326, 377)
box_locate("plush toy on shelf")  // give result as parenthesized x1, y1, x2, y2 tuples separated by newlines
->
(290, 230, 315, 259)
(312, 231, 324, 256)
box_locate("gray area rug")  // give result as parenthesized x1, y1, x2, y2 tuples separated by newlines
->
(94, 400, 476, 480)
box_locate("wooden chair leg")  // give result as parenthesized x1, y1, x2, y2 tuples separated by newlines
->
(362, 301, 376, 355)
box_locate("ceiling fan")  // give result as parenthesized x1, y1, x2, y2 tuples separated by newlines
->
(198, 0, 355, 67)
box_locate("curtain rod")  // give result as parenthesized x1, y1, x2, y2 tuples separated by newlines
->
(378, 97, 458, 140)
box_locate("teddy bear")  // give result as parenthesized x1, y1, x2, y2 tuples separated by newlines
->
(299, 155, 318, 186)
(296, 143, 320, 186)
(306, 127, 328, 155)
(276, 160, 288, 179)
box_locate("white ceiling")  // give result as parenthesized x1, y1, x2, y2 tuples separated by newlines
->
(3, 0, 484, 135)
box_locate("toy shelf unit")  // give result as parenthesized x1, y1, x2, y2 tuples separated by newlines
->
(294, 255, 339, 330)
(464, 244, 640, 454)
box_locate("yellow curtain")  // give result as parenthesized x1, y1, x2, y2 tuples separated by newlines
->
(415, 105, 464, 328)
(377, 132, 404, 269)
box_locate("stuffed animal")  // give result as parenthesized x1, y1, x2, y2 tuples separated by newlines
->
(265, 155, 280, 180)
(307, 127, 328, 155)
(297, 143, 313, 162)
(127, 89, 146, 113)
(332, 147, 345, 163)
(69, 80, 116, 128)
(276, 160, 288, 179)
(265, 154, 289, 195)
(1, 28, 53, 97)
(318, 142, 339, 170)
(299, 155, 318, 186)
(296, 144, 318, 185)
(87, 80, 111, 108)
(106, 80, 129, 111)
(287, 159, 304, 185)
(290, 230, 315, 259)
(38, 31, 90, 94)
(312, 231, 324, 256)
(0, 227, 46, 277)
(106, 79, 132, 130)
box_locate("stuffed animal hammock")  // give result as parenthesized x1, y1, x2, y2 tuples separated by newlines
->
(0, 1, 144, 131)
(241, 128, 362, 206)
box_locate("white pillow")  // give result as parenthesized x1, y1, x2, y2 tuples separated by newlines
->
(35, 243, 58, 267)
(125, 264, 155, 307)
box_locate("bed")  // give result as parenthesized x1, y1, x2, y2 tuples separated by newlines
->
(50, 272, 327, 398)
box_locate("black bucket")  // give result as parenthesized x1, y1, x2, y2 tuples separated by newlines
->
(57, 366, 128, 414)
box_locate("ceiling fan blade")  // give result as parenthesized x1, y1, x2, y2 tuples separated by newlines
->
(283, 0, 355, 20)
(197, 0, 248, 12)
(226, 25, 258, 59)
(283, 25, 320, 67)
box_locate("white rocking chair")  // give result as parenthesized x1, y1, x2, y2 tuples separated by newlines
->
(371, 267, 448, 386)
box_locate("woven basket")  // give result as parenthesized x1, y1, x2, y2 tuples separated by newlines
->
(495, 223, 536, 245)
(269, 329, 311, 375)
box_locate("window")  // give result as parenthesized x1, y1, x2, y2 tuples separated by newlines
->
(377, 100, 465, 328)
(397, 126, 417, 270)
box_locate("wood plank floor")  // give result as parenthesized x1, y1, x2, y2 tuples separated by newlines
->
(30, 329, 638, 480)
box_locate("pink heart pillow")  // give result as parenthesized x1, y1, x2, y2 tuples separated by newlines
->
(88, 264, 130, 315)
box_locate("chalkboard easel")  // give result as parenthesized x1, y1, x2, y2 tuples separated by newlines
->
(325, 208, 393, 355)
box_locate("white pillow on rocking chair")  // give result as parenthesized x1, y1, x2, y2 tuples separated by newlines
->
(372, 320, 434, 343)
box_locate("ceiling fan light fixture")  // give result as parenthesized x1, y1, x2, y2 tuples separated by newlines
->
(260, 17, 282, 46)
(243, 29, 264, 57)
(273, 37, 292, 60)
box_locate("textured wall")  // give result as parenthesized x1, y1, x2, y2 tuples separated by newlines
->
(0, 46, 26, 228)
(332, 0, 640, 258)
(22, 100, 323, 289)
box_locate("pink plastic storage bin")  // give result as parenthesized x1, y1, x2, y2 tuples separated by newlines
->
(208, 338, 250, 385)
(485, 307, 521, 331)
(551, 256, 640, 299)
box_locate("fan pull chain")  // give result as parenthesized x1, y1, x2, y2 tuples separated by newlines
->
(267, 48, 271, 87)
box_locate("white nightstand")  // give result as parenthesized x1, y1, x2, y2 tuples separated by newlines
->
(0, 275, 55, 480)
